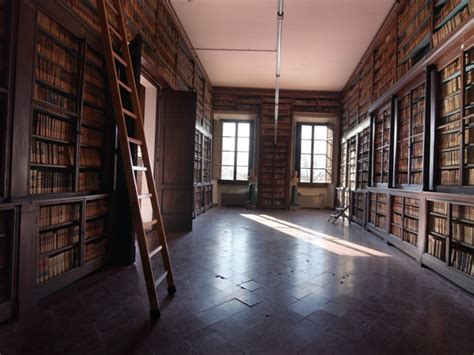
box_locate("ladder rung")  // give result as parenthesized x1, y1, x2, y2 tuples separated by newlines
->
(122, 108, 137, 119)
(154, 271, 168, 288)
(106, 1, 119, 16)
(133, 166, 147, 171)
(144, 219, 158, 230)
(118, 80, 132, 93)
(148, 245, 163, 258)
(138, 193, 152, 200)
(108, 24, 123, 41)
(128, 137, 142, 145)
(113, 52, 128, 67)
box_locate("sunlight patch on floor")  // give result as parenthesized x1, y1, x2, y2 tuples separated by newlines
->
(240, 214, 389, 258)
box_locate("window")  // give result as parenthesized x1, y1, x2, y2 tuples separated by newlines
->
(221, 121, 252, 181)
(296, 124, 333, 184)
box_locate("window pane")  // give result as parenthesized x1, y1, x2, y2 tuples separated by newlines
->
(237, 137, 250, 152)
(313, 169, 326, 182)
(221, 166, 234, 180)
(237, 152, 249, 166)
(301, 140, 312, 154)
(300, 169, 311, 183)
(301, 125, 312, 139)
(222, 137, 235, 151)
(236, 166, 249, 180)
(314, 125, 327, 138)
(237, 123, 250, 137)
(222, 152, 235, 165)
(313, 155, 326, 168)
(314, 140, 327, 154)
(300, 154, 311, 169)
(223, 122, 236, 137)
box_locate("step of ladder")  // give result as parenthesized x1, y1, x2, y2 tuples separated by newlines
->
(97, 0, 176, 320)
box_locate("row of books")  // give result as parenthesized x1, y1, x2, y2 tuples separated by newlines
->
(79, 172, 100, 192)
(433, 6, 470, 47)
(34, 84, 76, 113)
(441, 76, 461, 96)
(85, 239, 107, 262)
(35, 56, 76, 94)
(62, 0, 100, 33)
(440, 59, 460, 81)
(452, 204, 474, 220)
(33, 112, 75, 142)
(83, 83, 105, 107)
(36, 32, 76, 73)
(39, 203, 79, 228)
(83, 106, 105, 127)
(440, 92, 461, 116)
(86, 199, 109, 218)
(439, 168, 460, 185)
(439, 149, 460, 166)
(450, 248, 474, 275)
(373, 26, 396, 100)
(431, 215, 448, 235)
(39, 225, 79, 254)
(452, 223, 474, 245)
(427, 235, 446, 260)
(80, 148, 101, 168)
(86, 218, 105, 239)
(398, 0, 430, 45)
(402, 230, 418, 246)
(80, 127, 104, 147)
(30, 170, 73, 195)
(84, 66, 104, 90)
(37, 11, 76, 48)
(37, 249, 78, 284)
(438, 130, 460, 149)
(31, 141, 74, 166)
(431, 201, 448, 215)
(404, 217, 419, 233)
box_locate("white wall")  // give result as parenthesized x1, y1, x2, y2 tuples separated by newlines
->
(139, 75, 158, 221)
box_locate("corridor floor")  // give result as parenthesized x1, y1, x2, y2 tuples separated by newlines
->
(2, 208, 473, 354)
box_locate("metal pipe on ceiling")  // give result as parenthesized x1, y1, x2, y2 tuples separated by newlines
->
(274, 0, 284, 144)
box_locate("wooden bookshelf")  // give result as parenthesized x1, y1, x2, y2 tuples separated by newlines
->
(372, 103, 392, 185)
(193, 129, 212, 217)
(435, 47, 474, 189)
(351, 191, 367, 226)
(348, 80, 359, 132)
(373, 17, 397, 101)
(432, 0, 472, 47)
(395, 81, 425, 187)
(358, 57, 373, 122)
(339, 140, 347, 188)
(390, 196, 420, 245)
(356, 127, 370, 190)
(368, 192, 387, 235)
(424, 199, 473, 291)
(348, 136, 357, 190)
(396, 0, 432, 79)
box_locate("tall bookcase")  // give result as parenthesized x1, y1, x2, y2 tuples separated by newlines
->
(394, 80, 426, 187)
(15, 7, 116, 306)
(371, 102, 392, 186)
(257, 100, 292, 209)
(435, 46, 474, 190)
(388, 194, 420, 257)
(396, 0, 432, 79)
(368, 192, 388, 237)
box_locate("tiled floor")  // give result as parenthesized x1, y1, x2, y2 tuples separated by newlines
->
(2, 208, 473, 354)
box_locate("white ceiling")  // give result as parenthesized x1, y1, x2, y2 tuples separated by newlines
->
(170, 0, 394, 91)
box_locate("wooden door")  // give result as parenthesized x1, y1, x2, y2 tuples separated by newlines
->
(156, 90, 196, 233)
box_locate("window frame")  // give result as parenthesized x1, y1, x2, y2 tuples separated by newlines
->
(219, 119, 254, 182)
(295, 123, 333, 187)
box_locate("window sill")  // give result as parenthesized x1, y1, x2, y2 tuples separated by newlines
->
(218, 179, 249, 186)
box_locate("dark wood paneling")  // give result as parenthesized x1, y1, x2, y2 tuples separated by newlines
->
(157, 90, 196, 232)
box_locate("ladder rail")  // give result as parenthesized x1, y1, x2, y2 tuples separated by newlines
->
(96, 0, 176, 317)
(112, 0, 176, 290)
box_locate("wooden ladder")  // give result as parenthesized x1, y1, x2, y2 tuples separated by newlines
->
(97, 0, 176, 318)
